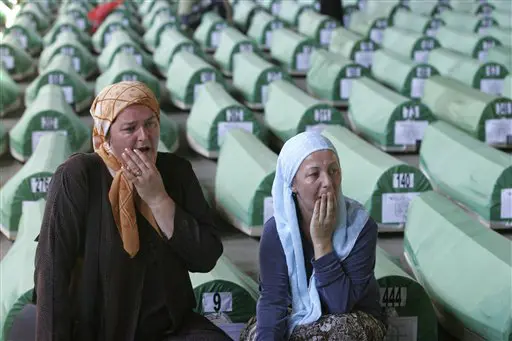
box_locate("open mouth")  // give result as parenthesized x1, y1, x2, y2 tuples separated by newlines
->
(136, 146, 151, 154)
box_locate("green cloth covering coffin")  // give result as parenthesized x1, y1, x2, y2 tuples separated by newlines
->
(0, 200, 45, 340)
(487, 46, 512, 71)
(98, 30, 152, 73)
(381, 27, 441, 63)
(143, 15, 180, 53)
(258, 0, 281, 16)
(0, 122, 7, 157)
(159, 112, 180, 153)
(95, 52, 161, 99)
(62, 3, 91, 32)
(435, 26, 501, 62)
(142, 1, 176, 29)
(277, 0, 311, 27)
(420, 121, 512, 227)
(490, 11, 512, 30)
(488, 0, 512, 13)
(363, 0, 407, 26)
(349, 77, 436, 151)
(479, 27, 512, 50)
(10, 84, 89, 162)
(0, 34, 37, 81)
(505, 76, 512, 98)
(297, 9, 339, 47)
(0, 66, 22, 117)
(439, 10, 498, 35)
(428, 48, 509, 97)
(190, 255, 259, 323)
(38, 31, 97, 79)
(348, 12, 388, 44)
(106, 10, 144, 36)
(321, 125, 432, 228)
(422, 76, 512, 147)
(372, 49, 440, 100)
(193, 12, 228, 51)
(404, 191, 512, 341)
(17, 2, 50, 33)
(25, 54, 93, 112)
(270, 28, 318, 75)
(407, 0, 449, 17)
(5, 16, 43, 56)
(247, 10, 285, 50)
(328, 27, 377, 68)
(0, 134, 72, 239)
(375, 247, 438, 341)
(232, 52, 292, 108)
(92, 15, 144, 53)
(307, 49, 369, 103)
(154, 29, 202, 77)
(186, 82, 263, 158)
(213, 27, 259, 74)
(138, 0, 157, 17)
(233, 0, 262, 31)
(42, 17, 92, 50)
(58, 0, 93, 15)
(215, 129, 277, 236)
(392, 8, 445, 37)
(449, 0, 495, 16)
(265, 80, 345, 142)
(166, 51, 225, 109)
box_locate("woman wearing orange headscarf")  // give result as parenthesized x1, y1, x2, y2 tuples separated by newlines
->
(33, 81, 230, 341)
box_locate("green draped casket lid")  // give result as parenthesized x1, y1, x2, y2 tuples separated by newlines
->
(5, 16, 43, 56)
(0, 66, 22, 117)
(297, 9, 339, 47)
(59, 0, 93, 15)
(61, 3, 91, 32)
(277, 0, 311, 27)
(138, 0, 157, 17)
(166, 51, 225, 110)
(95, 52, 161, 100)
(270, 28, 318, 75)
(328, 27, 377, 68)
(392, 9, 445, 37)
(0, 122, 7, 156)
(186, 82, 263, 158)
(0, 200, 45, 340)
(363, 1, 407, 26)
(98, 30, 152, 73)
(407, 0, 450, 17)
(347, 12, 388, 44)
(265, 80, 345, 142)
(435, 26, 501, 62)
(92, 15, 144, 53)
(10, 84, 90, 162)
(420, 121, 512, 228)
(404, 191, 512, 341)
(0, 134, 73, 239)
(42, 17, 92, 50)
(153, 29, 202, 77)
(375, 247, 438, 341)
(307, 49, 369, 104)
(0, 34, 37, 81)
(381, 27, 441, 63)
(321, 125, 432, 229)
(505, 76, 512, 99)
(490, 10, 512, 29)
(190, 255, 259, 323)
(258, 0, 281, 16)
(143, 13, 180, 52)
(487, 46, 512, 72)
(26, 54, 93, 112)
(38, 31, 97, 79)
(372, 49, 440, 100)
(213, 27, 259, 75)
(428, 48, 509, 96)
(194, 12, 228, 51)
(232, 52, 292, 109)
(17, 2, 50, 32)
(480, 27, 512, 49)
(233, 0, 262, 31)
(215, 129, 276, 236)
(348, 77, 436, 151)
(159, 112, 180, 153)
(142, 1, 176, 29)
(449, 0, 495, 15)
(247, 10, 285, 50)
(439, 10, 498, 34)
(110, 7, 144, 35)
(422, 75, 512, 147)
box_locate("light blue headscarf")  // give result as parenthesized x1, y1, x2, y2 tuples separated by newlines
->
(271, 132, 369, 337)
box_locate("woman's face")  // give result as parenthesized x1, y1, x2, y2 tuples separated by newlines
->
(107, 104, 160, 164)
(292, 150, 341, 216)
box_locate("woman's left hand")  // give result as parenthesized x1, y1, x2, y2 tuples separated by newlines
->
(121, 148, 169, 207)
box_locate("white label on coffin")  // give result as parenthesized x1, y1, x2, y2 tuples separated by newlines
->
(394, 121, 429, 145)
(217, 122, 253, 145)
(354, 51, 372, 68)
(370, 29, 383, 43)
(22, 200, 42, 212)
(480, 79, 504, 96)
(485, 119, 512, 144)
(306, 124, 329, 133)
(393, 173, 414, 189)
(385, 316, 418, 341)
(413, 50, 429, 63)
(210, 31, 221, 47)
(501, 189, 512, 219)
(32, 130, 68, 152)
(134, 54, 142, 65)
(61, 86, 74, 104)
(202, 292, 233, 313)
(104, 32, 113, 46)
(340, 78, 353, 100)
(263, 196, 274, 224)
(261, 85, 269, 104)
(320, 28, 333, 46)
(478, 50, 488, 63)
(382, 192, 420, 224)
(425, 28, 437, 37)
(72, 57, 81, 72)
(410, 78, 426, 99)
(122, 74, 138, 81)
(296, 52, 311, 71)
(265, 31, 273, 48)
(76, 18, 86, 30)
(271, 2, 281, 14)
(30, 176, 52, 193)
(380, 286, 407, 307)
(1, 55, 14, 70)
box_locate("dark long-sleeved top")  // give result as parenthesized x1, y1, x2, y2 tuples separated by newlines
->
(33, 152, 223, 341)
(256, 217, 383, 340)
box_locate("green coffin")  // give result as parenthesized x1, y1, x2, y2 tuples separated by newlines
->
(439, 10, 498, 34)
(375, 247, 438, 341)
(26, 54, 93, 112)
(422, 75, 512, 147)
(307, 49, 369, 103)
(321, 125, 432, 228)
(58, 0, 93, 14)
(153, 29, 202, 77)
(488, 0, 512, 13)
(247, 10, 285, 50)
(42, 17, 92, 50)
(98, 30, 152, 73)
(479, 27, 512, 49)
(38, 31, 97, 79)
(187, 82, 263, 158)
(0, 66, 22, 117)
(108, 10, 144, 35)
(491, 10, 512, 29)
(393, 9, 445, 37)
(435, 26, 501, 62)
(215, 129, 277, 236)
(270, 28, 318, 75)
(407, 0, 450, 17)
(213, 27, 259, 74)
(382, 27, 441, 63)
(5, 16, 43, 56)
(258, 0, 281, 16)
(232, 52, 292, 107)
(138, 0, 157, 17)
(193, 12, 228, 51)
(265, 80, 345, 142)
(0, 134, 73, 239)
(364, 0, 407, 25)
(17, 2, 50, 33)
(449, 0, 494, 15)
(143, 14, 180, 52)
(142, 1, 176, 29)
(348, 12, 388, 44)
(166, 51, 225, 109)
(349, 76, 436, 151)
(233, 0, 263, 31)
(277, 0, 311, 27)
(297, 9, 339, 47)
(159, 112, 180, 153)
(328, 27, 377, 68)
(0, 122, 7, 156)
(505, 76, 511, 98)
(372, 49, 440, 100)
(61, 3, 91, 32)
(487, 46, 512, 71)
(92, 15, 144, 53)
(0, 33, 37, 81)
(404, 191, 512, 341)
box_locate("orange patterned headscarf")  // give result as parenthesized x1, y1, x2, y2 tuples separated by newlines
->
(90, 81, 161, 258)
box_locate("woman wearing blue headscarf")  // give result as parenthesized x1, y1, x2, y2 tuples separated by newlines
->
(240, 132, 387, 341)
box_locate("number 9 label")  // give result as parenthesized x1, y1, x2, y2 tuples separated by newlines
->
(202, 292, 233, 313)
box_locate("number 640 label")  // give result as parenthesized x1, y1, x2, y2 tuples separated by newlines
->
(202, 292, 233, 313)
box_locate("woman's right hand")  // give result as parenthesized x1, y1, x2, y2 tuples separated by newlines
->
(310, 192, 337, 258)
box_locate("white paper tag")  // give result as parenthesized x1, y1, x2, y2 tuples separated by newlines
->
(370, 28, 383, 43)
(393, 173, 415, 189)
(211, 31, 221, 48)
(478, 50, 488, 63)
(271, 2, 281, 14)
(30, 176, 52, 193)
(501, 189, 512, 219)
(261, 85, 269, 104)
(394, 121, 429, 145)
(41, 116, 59, 130)
(410, 78, 426, 99)
(18, 34, 28, 49)
(122, 74, 138, 81)
(380, 287, 407, 307)
(385, 316, 418, 341)
(22, 200, 42, 213)
(485, 119, 512, 145)
(320, 28, 332, 46)
(480, 79, 504, 96)
(32, 130, 68, 152)
(413, 50, 429, 63)
(354, 51, 373, 68)
(263, 196, 274, 224)
(306, 124, 329, 133)
(61, 86, 74, 104)
(72, 57, 81, 72)
(265, 30, 273, 48)
(296, 52, 310, 71)
(382, 192, 420, 224)
(104, 32, 113, 46)
(1, 55, 14, 70)
(194, 84, 204, 101)
(202, 292, 233, 313)
(134, 54, 142, 65)
(340, 78, 353, 100)
(217, 122, 253, 145)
